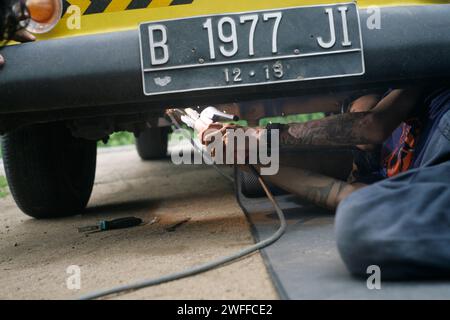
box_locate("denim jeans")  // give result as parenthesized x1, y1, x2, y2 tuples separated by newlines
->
(335, 109, 450, 279)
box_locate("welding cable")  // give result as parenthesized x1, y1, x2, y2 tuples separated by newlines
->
(78, 116, 287, 300)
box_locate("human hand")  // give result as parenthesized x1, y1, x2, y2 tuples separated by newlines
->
(199, 123, 240, 145)
(0, 29, 36, 67)
(200, 123, 262, 163)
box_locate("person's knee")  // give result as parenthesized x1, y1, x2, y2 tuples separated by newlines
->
(336, 161, 450, 279)
(335, 189, 435, 280)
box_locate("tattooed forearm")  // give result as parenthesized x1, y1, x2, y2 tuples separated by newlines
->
(279, 112, 381, 148)
(302, 179, 342, 209)
(265, 166, 364, 209)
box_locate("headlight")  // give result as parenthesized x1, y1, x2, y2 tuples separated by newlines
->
(25, 0, 62, 34)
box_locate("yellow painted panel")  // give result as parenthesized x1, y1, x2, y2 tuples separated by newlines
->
(104, 0, 133, 13)
(35, 0, 449, 41)
(148, 0, 174, 8)
(66, 0, 91, 14)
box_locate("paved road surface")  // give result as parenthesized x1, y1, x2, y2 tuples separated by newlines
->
(0, 146, 277, 299)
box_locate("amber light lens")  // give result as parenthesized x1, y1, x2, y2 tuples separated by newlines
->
(25, 0, 62, 34)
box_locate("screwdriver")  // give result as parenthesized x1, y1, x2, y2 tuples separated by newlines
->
(78, 217, 143, 233)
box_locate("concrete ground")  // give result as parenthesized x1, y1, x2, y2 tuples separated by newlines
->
(0, 146, 277, 299)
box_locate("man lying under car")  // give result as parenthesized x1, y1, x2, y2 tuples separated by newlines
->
(200, 87, 450, 279)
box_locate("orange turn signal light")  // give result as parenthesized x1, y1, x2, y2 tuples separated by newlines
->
(25, 0, 62, 34)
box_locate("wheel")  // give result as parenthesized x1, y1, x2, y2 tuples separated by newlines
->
(235, 167, 287, 198)
(1, 123, 97, 219)
(135, 127, 169, 160)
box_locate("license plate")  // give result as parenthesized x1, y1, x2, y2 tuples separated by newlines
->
(139, 3, 364, 96)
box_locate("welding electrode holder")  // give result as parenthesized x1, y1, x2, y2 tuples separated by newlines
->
(177, 106, 239, 131)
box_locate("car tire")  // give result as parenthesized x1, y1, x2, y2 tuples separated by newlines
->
(1, 123, 97, 219)
(135, 127, 169, 160)
(235, 167, 287, 198)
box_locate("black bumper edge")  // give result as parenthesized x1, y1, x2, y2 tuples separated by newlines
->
(0, 4, 449, 115)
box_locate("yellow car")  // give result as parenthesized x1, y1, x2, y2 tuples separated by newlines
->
(0, 0, 449, 218)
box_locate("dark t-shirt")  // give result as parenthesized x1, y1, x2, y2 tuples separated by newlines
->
(413, 88, 450, 166)
(380, 88, 450, 178)
(352, 88, 450, 183)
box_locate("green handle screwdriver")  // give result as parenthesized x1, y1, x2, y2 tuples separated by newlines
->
(78, 217, 143, 233)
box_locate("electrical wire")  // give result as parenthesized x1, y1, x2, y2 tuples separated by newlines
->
(78, 113, 287, 300)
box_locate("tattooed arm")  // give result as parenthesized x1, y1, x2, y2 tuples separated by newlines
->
(280, 88, 424, 149)
(280, 112, 379, 148)
(260, 165, 366, 210)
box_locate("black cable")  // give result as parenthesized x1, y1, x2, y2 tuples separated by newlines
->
(78, 114, 286, 300)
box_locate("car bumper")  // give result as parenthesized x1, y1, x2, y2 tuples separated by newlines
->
(0, 4, 449, 115)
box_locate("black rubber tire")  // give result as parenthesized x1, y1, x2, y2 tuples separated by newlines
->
(235, 167, 287, 198)
(135, 127, 169, 160)
(1, 123, 97, 219)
